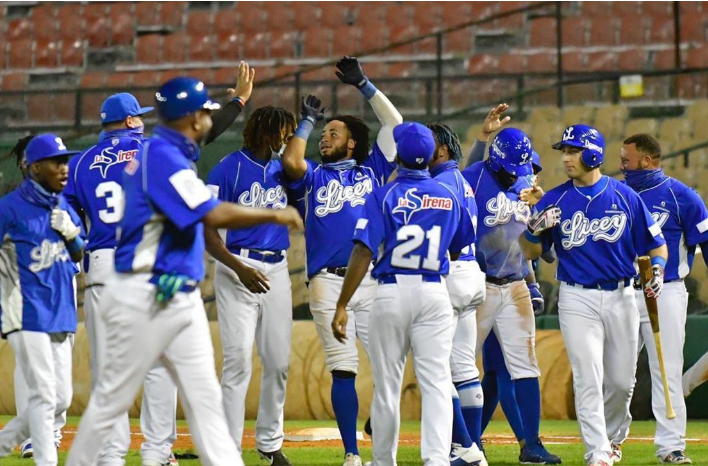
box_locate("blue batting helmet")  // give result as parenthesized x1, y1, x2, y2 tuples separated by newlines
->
(531, 150, 542, 173)
(552, 124, 605, 169)
(155, 77, 221, 121)
(487, 128, 533, 177)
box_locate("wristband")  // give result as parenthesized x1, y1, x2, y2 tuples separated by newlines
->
(294, 119, 314, 141)
(650, 255, 667, 269)
(528, 282, 540, 291)
(232, 96, 245, 107)
(359, 80, 377, 100)
(524, 230, 542, 244)
(66, 236, 85, 256)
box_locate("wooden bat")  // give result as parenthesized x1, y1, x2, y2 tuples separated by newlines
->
(638, 256, 676, 420)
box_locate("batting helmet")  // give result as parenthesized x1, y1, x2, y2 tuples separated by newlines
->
(531, 150, 542, 173)
(552, 124, 605, 169)
(394, 122, 435, 169)
(487, 128, 533, 177)
(155, 77, 221, 121)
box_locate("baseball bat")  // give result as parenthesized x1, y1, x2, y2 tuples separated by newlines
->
(638, 256, 676, 420)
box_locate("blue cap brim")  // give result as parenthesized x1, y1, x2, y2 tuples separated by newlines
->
(137, 106, 154, 116)
(552, 140, 585, 151)
(513, 163, 533, 177)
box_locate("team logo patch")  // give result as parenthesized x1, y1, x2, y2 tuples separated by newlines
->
(484, 192, 530, 227)
(315, 178, 373, 217)
(29, 239, 70, 273)
(560, 211, 627, 250)
(651, 211, 670, 229)
(238, 182, 287, 209)
(90, 147, 138, 178)
(392, 188, 452, 224)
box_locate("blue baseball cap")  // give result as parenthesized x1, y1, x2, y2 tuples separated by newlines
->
(393, 122, 435, 169)
(155, 77, 221, 121)
(25, 134, 81, 165)
(100, 93, 153, 123)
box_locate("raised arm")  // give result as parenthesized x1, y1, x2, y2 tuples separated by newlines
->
(282, 95, 325, 181)
(204, 61, 255, 145)
(465, 103, 511, 168)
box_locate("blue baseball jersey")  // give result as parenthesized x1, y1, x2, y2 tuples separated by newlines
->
(114, 126, 220, 282)
(207, 148, 289, 253)
(353, 169, 475, 279)
(462, 161, 530, 280)
(0, 179, 84, 336)
(65, 128, 144, 252)
(633, 175, 708, 281)
(431, 161, 477, 262)
(287, 143, 395, 278)
(531, 176, 666, 285)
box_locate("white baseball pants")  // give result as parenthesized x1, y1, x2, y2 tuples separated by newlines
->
(0, 331, 73, 466)
(558, 283, 639, 465)
(448, 260, 485, 383)
(309, 270, 375, 373)
(683, 350, 708, 397)
(66, 274, 243, 466)
(215, 256, 292, 453)
(369, 276, 455, 466)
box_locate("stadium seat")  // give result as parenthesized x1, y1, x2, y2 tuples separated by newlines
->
(561, 51, 585, 73)
(34, 40, 60, 68)
(135, 1, 159, 26)
(159, 1, 185, 28)
(53, 93, 76, 123)
(625, 118, 659, 138)
(383, 3, 413, 29)
(136, 35, 162, 64)
(8, 39, 32, 69)
(1, 72, 28, 90)
(269, 31, 298, 59)
(0, 35, 6, 69)
(617, 50, 647, 71)
(529, 17, 556, 48)
(85, 3, 109, 48)
(687, 45, 708, 68)
(642, 1, 673, 16)
(261, 2, 293, 31)
(586, 52, 616, 72)
(351, 2, 387, 28)
(32, 4, 59, 42)
(319, 3, 352, 28)
(470, 2, 498, 23)
(619, 17, 648, 45)
(80, 72, 107, 89)
(649, 15, 675, 44)
(387, 62, 414, 78)
(444, 29, 473, 55)
(611, 1, 641, 15)
(189, 69, 215, 86)
(498, 54, 524, 74)
(412, 2, 442, 34)
(215, 32, 241, 61)
(7, 18, 32, 41)
(27, 94, 53, 122)
(562, 106, 595, 127)
(497, 1, 527, 29)
(242, 32, 269, 60)
(236, 3, 267, 33)
(531, 121, 564, 149)
(214, 9, 239, 35)
(189, 35, 215, 62)
(467, 54, 498, 74)
(332, 26, 361, 56)
(594, 105, 629, 140)
(57, 3, 84, 42)
(653, 49, 678, 70)
(659, 117, 694, 143)
(162, 33, 189, 63)
(589, 16, 619, 47)
(187, 10, 214, 36)
(109, 7, 134, 46)
(526, 52, 556, 73)
(130, 71, 161, 88)
(387, 25, 419, 54)
(679, 10, 708, 42)
(561, 17, 589, 47)
(528, 106, 562, 125)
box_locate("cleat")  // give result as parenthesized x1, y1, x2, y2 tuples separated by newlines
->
(661, 451, 692, 464)
(142, 454, 180, 466)
(588, 462, 611, 466)
(258, 449, 292, 466)
(20, 442, 33, 459)
(451, 442, 487, 466)
(343, 453, 363, 466)
(610, 443, 622, 464)
(168, 452, 179, 466)
(519, 439, 562, 465)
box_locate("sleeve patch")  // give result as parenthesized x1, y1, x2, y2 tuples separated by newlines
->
(207, 184, 219, 197)
(649, 223, 662, 237)
(355, 218, 369, 230)
(697, 218, 708, 234)
(169, 169, 213, 209)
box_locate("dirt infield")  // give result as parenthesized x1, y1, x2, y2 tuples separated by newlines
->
(52, 427, 708, 452)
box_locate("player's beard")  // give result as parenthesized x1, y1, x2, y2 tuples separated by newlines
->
(495, 169, 517, 189)
(321, 144, 349, 164)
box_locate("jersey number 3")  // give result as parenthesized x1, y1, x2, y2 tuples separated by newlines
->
(95, 181, 125, 224)
(391, 225, 441, 271)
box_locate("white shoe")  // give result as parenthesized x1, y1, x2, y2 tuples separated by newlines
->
(609, 443, 622, 464)
(450, 442, 487, 466)
(343, 453, 363, 466)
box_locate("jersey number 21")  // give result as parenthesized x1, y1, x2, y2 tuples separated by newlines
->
(391, 225, 441, 271)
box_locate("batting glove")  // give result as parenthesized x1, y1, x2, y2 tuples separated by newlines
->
(645, 264, 664, 299)
(51, 208, 81, 241)
(527, 206, 561, 236)
(528, 282, 544, 316)
(300, 95, 325, 125)
(335, 56, 368, 89)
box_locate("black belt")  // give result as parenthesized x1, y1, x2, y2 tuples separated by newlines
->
(486, 276, 518, 286)
(232, 248, 284, 264)
(326, 267, 347, 277)
(564, 278, 631, 291)
(378, 275, 442, 285)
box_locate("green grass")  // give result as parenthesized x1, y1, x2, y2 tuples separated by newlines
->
(1, 418, 708, 465)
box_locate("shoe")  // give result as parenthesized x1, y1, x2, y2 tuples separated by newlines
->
(610, 443, 622, 464)
(588, 461, 611, 466)
(451, 442, 487, 466)
(661, 451, 692, 464)
(20, 442, 33, 458)
(142, 454, 179, 466)
(343, 453, 363, 466)
(258, 449, 293, 466)
(519, 439, 562, 465)
(168, 453, 179, 466)
(364, 417, 372, 437)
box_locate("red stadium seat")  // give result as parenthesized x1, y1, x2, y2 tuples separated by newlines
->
(131, 71, 162, 88)
(561, 51, 585, 73)
(293, 6, 317, 30)
(387, 25, 419, 55)
(303, 28, 333, 57)
(109, 6, 134, 46)
(136, 2, 159, 27)
(441, 3, 472, 28)
(612, 1, 641, 15)
(581, 1, 613, 17)
(269, 31, 298, 59)
(1, 72, 28, 90)
(85, 3, 110, 49)
(350, 2, 387, 28)
(237, 3, 267, 33)
(526, 52, 556, 72)
(81, 72, 108, 89)
(470, 2, 498, 22)
(642, 1, 673, 16)
(0, 34, 5, 69)
(8, 39, 32, 69)
(332, 26, 361, 56)
(189, 34, 215, 62)
(162, 32, 189, 63)
(52, 93, 76, 122)
(498, 54, 524, 73)
(679, 12, 708, 42)
(105, 72, 133, 90)
(32, 4, 58, 41)
(654, 49, 679, 69)
(61, 40, 85, 67)
(387, 62, 414, 78)
(214, 10, 240, 35)
(215, 31, 241, 61)
(412, 2, 442, 34)
(467, 54, 498, 74)
(7, 18, 32, 41)
(529, 17, 556, 48)
(497, 1, 527, 29)
(262, 4, 294, 31)
(57, 3, 84, 42)
(687, 45, 708, 68)
(358, 24, 387, 54)
(617, 50, 647, 71)
(586, 51, 615, 72)
(649, 15, 674, 44)
(242, 32, 269, 60)
(589, 16, 619, 46)
(28, 94, 53, 122)
(560, 17, 588, 47)
(319, 3, 352, 28)
(34, 40, 60, 68)
(213, 67, 240, 86)
(189, 68, 215, 85)
(383, 3, 413, 29)
(187, 10, 214, 36)
(159, 2, 185, 28)
(136, 35, 162, 64)
(619, 17, 648, 45)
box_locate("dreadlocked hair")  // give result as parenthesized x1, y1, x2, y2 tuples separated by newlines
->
(329, 115, 370, 164)
(427, 123, 462, 162)
(10, 135, 34, 168)
(242, 106, 297, 156)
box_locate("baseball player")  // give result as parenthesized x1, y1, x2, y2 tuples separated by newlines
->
(332, 121, 476, 466)
(64, 62, 255, 466)
(66, 76, 302, 466)
(683, 349, 708, 397)
(425, 123, 486, 466)
(519, 124, 668, 466)
(616, 133, 708, 464)
(461, 128, 559, 465)
(281, 56, 402, 466)
(6, 136, 68, 459)
(0, 134, 85, 466)
(205, 105, 297, 466)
